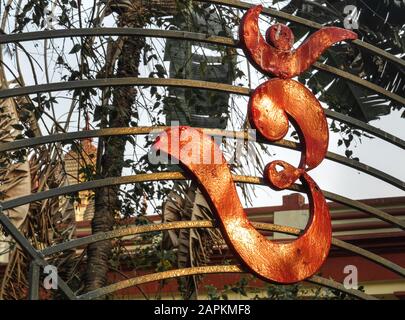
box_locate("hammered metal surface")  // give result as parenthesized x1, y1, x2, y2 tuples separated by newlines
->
(239, 5, 358, 79)
(226, 4, 359, 282)
(154, 127, 331, 283)
(0, 2, 403, 300)
(266, 23, 294, 51)
(249, 78, 329, 169)
(149, 5, 359, 284)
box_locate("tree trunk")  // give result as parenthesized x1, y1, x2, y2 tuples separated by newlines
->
(84, 0, 177, 295)
(84, 19, 145, 294)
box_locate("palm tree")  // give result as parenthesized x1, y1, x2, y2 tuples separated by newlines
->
(276, 0, 404, 122)
(84, 0, 177, 293)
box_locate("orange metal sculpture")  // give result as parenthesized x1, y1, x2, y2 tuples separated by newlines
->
(239, 5, 357, 79)
(153, 5, 358, 283)
(248, 78, 328, 170)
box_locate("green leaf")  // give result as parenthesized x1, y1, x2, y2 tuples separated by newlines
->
(69, 43, 82, 54)
(56, 55, 64, 64)
(155, 64, 167, 77)
(150, 86, 157, 97)
(11, 124, 24, 131)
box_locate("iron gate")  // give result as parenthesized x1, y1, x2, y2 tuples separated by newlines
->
(0, 0, 404, 300)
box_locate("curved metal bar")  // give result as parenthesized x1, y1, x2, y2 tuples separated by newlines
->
(306, 275, 377, 300)
(235, 175, 405, 230)
(324, 151, 405, 191)
(287, 184, 405, 231)
(1, 127, 404, 199)
(253, 222, 405, 278)
(41, 221, 297, 256)
(42, 220, 218, 256)
(313, 62, 405, 106)
(0, 27, 237, 47)
(331, 238, 405, 278)
(0, 77, 403, 150)
(237, 175, 405, 230)
(0, 29, 403, 106)
(260, 139, 405, 191)
(76, 265, 242, 300)
(2, 172, 404, 230)
(0, 10, 402, 73)
(0, 172, 185, 210)
(76, 264, 376, 300)
(324, 109, 405, 150)
(0, 126, 287, 152)
(41, 220, 405, 279)
(197, 0, 405, 69)
(0, 77, 249, 99)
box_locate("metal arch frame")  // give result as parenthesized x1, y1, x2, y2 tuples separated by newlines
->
(1, 171, 405, 278)
(38, 219, 405, 278)
(1, 124, 404, 193)
(0, 87, 403, 300)
(0, 1, 403, 300)
(0, 77, 403, 150)
(1, 126, 404, 228)
(0, 206, 381, 300)
(0, 29, 404, 106)
(197, 0, 405, 69)
(77, 266, 377, 301)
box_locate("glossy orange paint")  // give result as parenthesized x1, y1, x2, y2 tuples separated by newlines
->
(153, 127, 332, 283)
(266, 23, 294, 51)
(248, 78, 329, 170)
(151, 4, 358, 284)
(239, 5, 358, 79)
